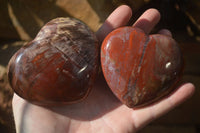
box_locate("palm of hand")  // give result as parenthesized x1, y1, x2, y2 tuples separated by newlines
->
(12, 5, 194, 133)
(13, 74, 136, 133)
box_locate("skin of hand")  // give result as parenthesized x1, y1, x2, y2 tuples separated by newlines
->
(12, 5, 195, 133)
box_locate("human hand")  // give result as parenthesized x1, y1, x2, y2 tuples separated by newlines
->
(12, 5, 195, 133)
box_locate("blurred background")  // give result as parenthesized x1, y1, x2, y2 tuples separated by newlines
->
(0, 0, 200, 133)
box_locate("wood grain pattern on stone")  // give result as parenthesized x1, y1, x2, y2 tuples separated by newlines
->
(7, 17, 99, 106)
(101, 27, 183, 108)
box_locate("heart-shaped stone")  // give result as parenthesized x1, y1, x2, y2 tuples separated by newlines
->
(101, 27, 183, 108)
(8, 17, 99, 105)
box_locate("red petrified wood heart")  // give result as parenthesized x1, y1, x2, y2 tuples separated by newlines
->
(101, 27, 183, 108)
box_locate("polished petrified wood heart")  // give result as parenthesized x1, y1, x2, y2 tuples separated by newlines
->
(101, 27, 183, 108)
(8, 17, 99, 105)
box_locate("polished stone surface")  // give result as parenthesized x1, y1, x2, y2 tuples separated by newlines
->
(8, 17, 99, 105)
(101, 27, 183, 108)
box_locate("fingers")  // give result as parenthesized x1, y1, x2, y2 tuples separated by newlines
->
(133, 8, 160, 34)
(96, 5, 132, 42)
(133, 8, 172, 37)
(158, 29, 172, 37)
(132, 83, 195, 131)
(96, 6, 164, 42)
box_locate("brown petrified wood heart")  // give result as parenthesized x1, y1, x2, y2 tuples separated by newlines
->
(7, 17, 99, 106)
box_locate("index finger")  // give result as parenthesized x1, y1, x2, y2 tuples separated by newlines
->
(96, 5, 132, 42)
